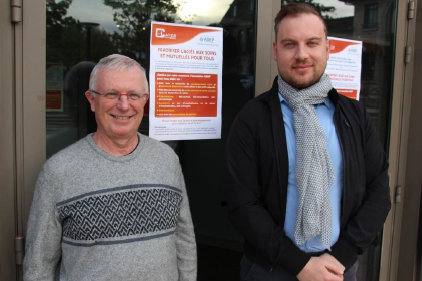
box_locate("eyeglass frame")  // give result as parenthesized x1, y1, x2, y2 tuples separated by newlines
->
(89, 89, 149, 101)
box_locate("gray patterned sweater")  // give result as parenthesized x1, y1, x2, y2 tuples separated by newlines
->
(23, 133, 197, 281)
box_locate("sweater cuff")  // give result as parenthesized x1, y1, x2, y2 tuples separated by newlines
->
(277, 243, 311, 276)
(330, 236, 359, 271)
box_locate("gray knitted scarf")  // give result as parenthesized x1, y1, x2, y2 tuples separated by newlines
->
(278, 74, 336, 247)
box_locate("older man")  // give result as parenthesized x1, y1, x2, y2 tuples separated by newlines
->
(23, 54, 197, 281)
(225, 3, 390, 281)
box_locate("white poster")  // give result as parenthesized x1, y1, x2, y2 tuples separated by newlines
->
(326, 37, 363, 100)
(149, 21, 223, 141)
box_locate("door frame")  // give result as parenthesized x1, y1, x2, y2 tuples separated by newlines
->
(378, 0, 408, 280)
(255, 0, 280, 96)
(0, 0, 18, 279)
(16, 0, 46, 242)
(5, 0, 421, 280)
(385, 0, 422, 280)
(0, 0, 46, 280)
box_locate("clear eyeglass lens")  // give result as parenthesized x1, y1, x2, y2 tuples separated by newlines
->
(103, 93, 141, 100)
(129, 93, 141, 100)
(104, 93, 118, 99)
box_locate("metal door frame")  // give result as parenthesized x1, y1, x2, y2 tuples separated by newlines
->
(0, 0, 45, 280)
(0, 0, 18, 279)
(255, 0, 280, 96)
(385, 1, 422, 280)
(4, 0, 422, 280)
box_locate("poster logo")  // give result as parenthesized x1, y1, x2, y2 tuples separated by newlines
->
(348, 47, 358, 54)
(155, 28, 176, 40)
(199, 36, 215, 43)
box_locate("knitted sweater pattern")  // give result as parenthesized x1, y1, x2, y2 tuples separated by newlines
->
(23, 133, 197, 281)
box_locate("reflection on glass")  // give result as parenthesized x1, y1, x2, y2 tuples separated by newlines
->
(283, 0, 395, 149)
(46, 0, 255, 158)
(179, 0, 256, 249)
(327, 0, 395, 151)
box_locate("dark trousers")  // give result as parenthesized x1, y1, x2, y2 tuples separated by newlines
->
(240, 255, 358, 281)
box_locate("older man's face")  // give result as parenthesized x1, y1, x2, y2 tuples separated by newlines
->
(273, 13, 329, 89)
(86, 68, 148, 142)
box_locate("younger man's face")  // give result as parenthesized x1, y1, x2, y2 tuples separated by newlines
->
(273, 13, 329, 89)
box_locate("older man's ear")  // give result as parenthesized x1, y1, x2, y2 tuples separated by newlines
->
(85, 91, 96, 112)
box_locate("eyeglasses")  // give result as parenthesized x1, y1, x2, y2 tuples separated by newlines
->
(90, 90, 148, 101)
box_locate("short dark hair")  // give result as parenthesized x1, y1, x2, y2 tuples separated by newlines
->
(274, 3, 327, 40)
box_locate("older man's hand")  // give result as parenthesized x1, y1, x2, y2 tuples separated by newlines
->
(296, 256, 344, 281)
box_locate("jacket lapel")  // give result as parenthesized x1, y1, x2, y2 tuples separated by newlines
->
(264, 77, 289, 222)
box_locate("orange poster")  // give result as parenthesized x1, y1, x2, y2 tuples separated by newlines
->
(149, 22, 223, 141)
(325, 37, 362, 100)
(155, 72, 217, 117)
(46, 63, 64, 111)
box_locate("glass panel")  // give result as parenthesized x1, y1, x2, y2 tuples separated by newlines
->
(282, 1, 397, 280)
(282, 0, 396, 150)
(46, 0, 177, 157)
(46, 0, 255, 279)
(180, 0, 256, 249)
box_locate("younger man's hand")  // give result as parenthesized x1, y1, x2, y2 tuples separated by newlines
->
(296, 256, 344, 281)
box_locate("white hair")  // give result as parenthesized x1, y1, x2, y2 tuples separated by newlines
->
(89, 54, 149, 95)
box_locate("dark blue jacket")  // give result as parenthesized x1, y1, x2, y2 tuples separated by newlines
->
(225, 77, 391, 276)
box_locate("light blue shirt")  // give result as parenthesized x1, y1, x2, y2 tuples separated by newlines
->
(279, 93, 343, 253)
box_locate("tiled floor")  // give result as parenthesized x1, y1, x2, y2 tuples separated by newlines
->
(197, 244, 243, 281)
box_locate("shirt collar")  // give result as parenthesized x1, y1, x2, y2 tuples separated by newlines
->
(278, 92, 332, 109)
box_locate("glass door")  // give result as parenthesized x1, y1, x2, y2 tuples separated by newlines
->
(42, 0, 399, 280)
(178, 0, 257, 278)
(45, 0, 258, 279)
